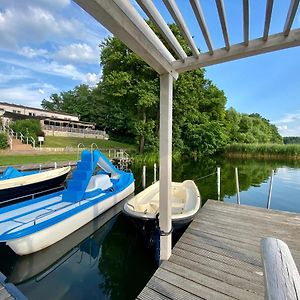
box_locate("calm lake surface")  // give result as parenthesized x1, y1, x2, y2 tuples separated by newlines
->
(1, 156, 300, 299)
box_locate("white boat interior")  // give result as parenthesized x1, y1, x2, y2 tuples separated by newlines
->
(0, 173, 113, 237)
(124, 180, 200, 220)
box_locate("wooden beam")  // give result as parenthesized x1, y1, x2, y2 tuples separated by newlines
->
(190, 0, 214, 54)
(215, 0, 230, 50)
(263, 0, 274, 41)
(136, 0, 187, 61)
(261, 238, 300, 300)
(284, 0, 300, 36)
(243, 0, 249, 46)
(172, 28, 300, 73)
(74, 0, 178, 78)
(159, 73, 173, 262)
(162, 0, 200, 57)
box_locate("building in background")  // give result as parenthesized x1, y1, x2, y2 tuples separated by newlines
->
(0, 102, 108, 139)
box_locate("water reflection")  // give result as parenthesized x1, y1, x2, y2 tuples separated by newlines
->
(0, 198, 156, 300)
(132, 157, 300, 213)
(1, 157, 300, 300)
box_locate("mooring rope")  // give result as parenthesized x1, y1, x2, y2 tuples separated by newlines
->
(193, 171, 217, 182)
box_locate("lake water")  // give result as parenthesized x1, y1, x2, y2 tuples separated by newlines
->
(1, 157, 300, 299)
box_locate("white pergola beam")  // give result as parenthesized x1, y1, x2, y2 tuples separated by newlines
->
(190, 0, 214, 54)
(136, 0, 187, 61)
(173, 28, 300, 73)
(243, 0, 249, 46)
(284, 0, 300, 36)
(215, 0, 230, 50)
(263, 0, 274, 41)
(163, 0, 200, 58)
(159, 73, 173, 262)
(74, 0, 178, 78)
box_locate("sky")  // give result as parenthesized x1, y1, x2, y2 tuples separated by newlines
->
(0, 1, 299, 136)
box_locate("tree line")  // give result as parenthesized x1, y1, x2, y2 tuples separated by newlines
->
(283, 137, 300, 144)
(42, 23, 282, 157)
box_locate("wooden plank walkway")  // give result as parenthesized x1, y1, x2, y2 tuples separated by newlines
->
(137, 200, 300, 300)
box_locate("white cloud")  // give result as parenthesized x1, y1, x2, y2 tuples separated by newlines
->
(277, 125, 288, 131)
(0, 57, 99, 87)
(0, 0, 71, 11)
(0, 67, 32, 84)
(0, 4, 107, 51)
(272, 111, 300, 125)
(277, 125, 300, 137)
(54, 43, 98, 64)
(272, 111, 300, 136)
(18, 47, 48, 59)
(0, 83, 58, 108)
(83, 73, 99, 87)
(0, 56, 86, 81)
(0, 6, 83, 49)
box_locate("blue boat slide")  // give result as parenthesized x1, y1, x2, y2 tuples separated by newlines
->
(0, 150, 134, 255)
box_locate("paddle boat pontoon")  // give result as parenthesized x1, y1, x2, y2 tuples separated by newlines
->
(0, 150, 134, 255)
(4, 198, 129, 284)
(0, 166, 71, 205)
(123, 180, 200, 237)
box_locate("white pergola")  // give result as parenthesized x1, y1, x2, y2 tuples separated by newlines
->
(74, 0, 300, 261)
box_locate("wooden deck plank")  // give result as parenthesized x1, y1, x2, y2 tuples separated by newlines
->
(155, 267, 233, 300)
(161, 260, 261, 300)
(137, 286, 171, 300)
(0, 272, 27, 300)
(147, 276, 203, 300)
(170, 253, 264, 295)
(137, 200, 300, 299)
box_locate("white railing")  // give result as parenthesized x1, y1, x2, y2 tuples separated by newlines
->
(1, 126, 36, 149)
(43, 125, 108, 138)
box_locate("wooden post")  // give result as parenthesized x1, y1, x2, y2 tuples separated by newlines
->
(153, 163, 157, 183)
(159, 73, 173, 262)
(267, 170, 274, 209)
(217, 167, 221, 200)
(54, 162, 57, 169)
(142, 165, 146, 189)
(261, 237, 300, 300)
(235, 167, 240, 205)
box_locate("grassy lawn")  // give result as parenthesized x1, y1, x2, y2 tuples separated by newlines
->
(43, 136, 136, 151)
(0, 137, 138, 167)
(0, 153, 78, 166)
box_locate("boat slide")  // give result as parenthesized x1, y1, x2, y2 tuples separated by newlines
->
(0, 150, 134, 255)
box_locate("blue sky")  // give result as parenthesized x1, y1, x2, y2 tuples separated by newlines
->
(0, 1, 299, 136)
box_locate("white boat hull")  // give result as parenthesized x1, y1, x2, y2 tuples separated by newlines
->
(123, 180, 201, 222)
(7, 182, 135, 255)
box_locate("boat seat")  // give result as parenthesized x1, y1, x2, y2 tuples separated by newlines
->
(172, 202, 185, 208)
(135, 202, 159, 214)
(86, 174, 113, 192)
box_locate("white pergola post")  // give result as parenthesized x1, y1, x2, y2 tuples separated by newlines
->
(159, 73, 173, 262)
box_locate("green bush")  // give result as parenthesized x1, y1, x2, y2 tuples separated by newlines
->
(0, 133, 8, 149)
(10, 119, 42, 142)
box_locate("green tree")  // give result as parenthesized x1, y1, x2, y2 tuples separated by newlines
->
(0, 133, 8, 149)
(100, 23, 228, 155)
(10, 119, 42, 142)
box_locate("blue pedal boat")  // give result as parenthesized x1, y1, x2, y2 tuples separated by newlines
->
(0, 150, 134, 255)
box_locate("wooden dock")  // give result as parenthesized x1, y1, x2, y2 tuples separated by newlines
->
(137, 200, 300, 300)
(0, 272, 27, 300)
